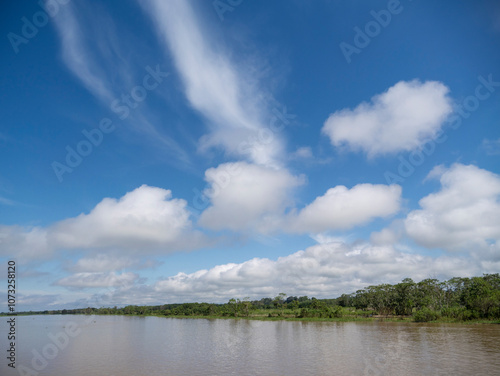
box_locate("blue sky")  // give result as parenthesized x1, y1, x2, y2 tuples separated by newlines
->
(1, 0, 500, 311)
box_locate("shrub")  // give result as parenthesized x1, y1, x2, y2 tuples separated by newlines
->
(441, 306, 471, 320)
(413, 307, 440, 322)
(329, 306, 343, 318)
(297, 308, 309, 318)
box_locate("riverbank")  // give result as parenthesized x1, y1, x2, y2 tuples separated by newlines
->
(4, 274, 499, 324)
(22, 311, 495, 325)
(3, 310, 500, 324)
(145, 314, 500, 324)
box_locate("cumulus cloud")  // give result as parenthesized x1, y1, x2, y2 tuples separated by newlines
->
(369, 218, 406, 246)
(150, 240, 476, 303)
(288, 184, 402, 233)
(55, 272, 139, 289)
(140, 0, 284, 167)
(0, 225, 50, 260)
(0, 185, 205, 260)
(198, 162, 304, 232)
(19, 239, 488, 309)
(405, 164, 500, 255)
(322, 80, 453, 157)
(197, 163, 400, 234)
(51, 185, 198, 251)
(370, 227, 402, 246)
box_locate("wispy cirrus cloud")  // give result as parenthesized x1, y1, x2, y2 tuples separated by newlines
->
(50, 1, 190, 164)
(52, 3, 116, 103)
(0, 196, 15, 206)
(55, 271, 139, 289)
(481, 138, 500, 155)
(69, 254, 140, 273)
(140, 0, 285, 168)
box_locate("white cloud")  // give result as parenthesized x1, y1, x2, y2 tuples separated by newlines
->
(55, 272, 138, 288)
(71, 254, 137, 273)
(198, 162, 304, 232)
(289, 184, 402, 233)
(68, 254, 160, 273)
(197, 163, 400, 235)
(310, 233, 353, 245)
(0, 225, 50, 260)
(322, 80, 453, 157)
(370, 219, 405, 246)
(52, 2, 116, 103)
(0, 185, 206, 260)
(150, 241, 476, 303)
(51, 185, 197, 251)
(370, 228, 399, 246)
(18, 294, 60, 308)
(291, 146, 313, 159)
(405, 164, 500, 254)
(0, 196, 15, 206)
(51, 2, 190, 164)
(481, 138, 500, 155)
(141, 0, 284, 167)
(18, 239, 490, 309)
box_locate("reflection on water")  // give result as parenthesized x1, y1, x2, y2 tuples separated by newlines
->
(1, 315, 499, 375)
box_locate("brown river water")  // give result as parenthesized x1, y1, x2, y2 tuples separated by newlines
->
(1, 315, 499, 375)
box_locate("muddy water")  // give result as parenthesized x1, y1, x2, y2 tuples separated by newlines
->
(2, 315, 499, 375)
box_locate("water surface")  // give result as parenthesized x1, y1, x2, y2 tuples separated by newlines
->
(1, 315, 499, 375)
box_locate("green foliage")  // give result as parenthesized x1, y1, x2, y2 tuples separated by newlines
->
(296, 305, 343, 318)
(393, 278, 415, 315)
(413, 307, 440, 322)
(6, 274, 499, 323)
(347, 273, 500, 322)
(440, 306, 475, 321)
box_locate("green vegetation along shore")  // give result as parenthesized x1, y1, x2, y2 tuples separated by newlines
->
(4, 274, 500, 324)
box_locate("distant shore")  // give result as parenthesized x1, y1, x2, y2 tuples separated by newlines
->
(4, 275, 499, 324)
(3, 311, 499, 325)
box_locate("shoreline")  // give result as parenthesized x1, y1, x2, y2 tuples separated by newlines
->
(6, 312, 499, 325)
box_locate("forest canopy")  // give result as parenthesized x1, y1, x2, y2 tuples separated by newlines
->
(7, 274, 500, 323)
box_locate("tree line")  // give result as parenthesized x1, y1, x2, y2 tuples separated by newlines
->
(6, 274, 499, 322)
(341, 273, 500, 321)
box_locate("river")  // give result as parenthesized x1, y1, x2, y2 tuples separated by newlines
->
(1, 315, 499, 375)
